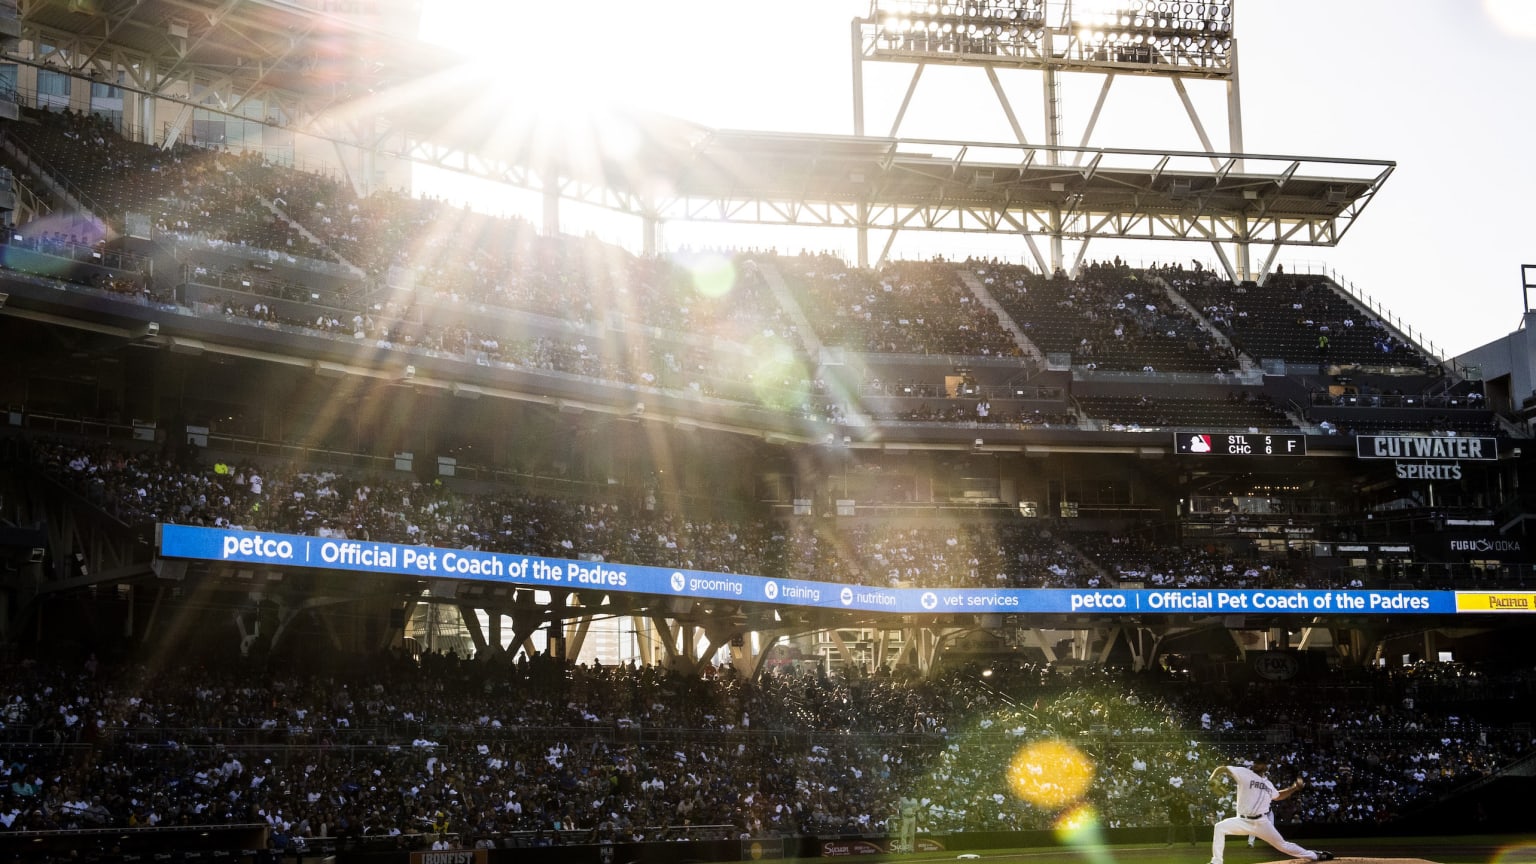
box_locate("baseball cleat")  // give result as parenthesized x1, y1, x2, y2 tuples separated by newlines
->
(1314, 852, 1335, 861)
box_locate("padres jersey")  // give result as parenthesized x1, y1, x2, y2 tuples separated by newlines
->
(1226, 765, 1278, 817)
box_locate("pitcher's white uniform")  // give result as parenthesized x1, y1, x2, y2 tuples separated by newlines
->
(1208, 764, 1327, 864)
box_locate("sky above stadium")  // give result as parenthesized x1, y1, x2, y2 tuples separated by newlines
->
(418, 0, 1536, 360)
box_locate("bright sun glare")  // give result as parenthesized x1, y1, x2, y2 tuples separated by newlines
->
(419, 1, 641, 131)
(412, 0, 656, 231)
(1485, 0, 1536, 39)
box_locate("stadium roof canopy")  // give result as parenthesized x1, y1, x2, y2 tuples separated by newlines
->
(361, 64, 1392, 265)
(648, 130, 1391, 246)
(8, 0, 1394, 277)
(11, 0, 453, 130)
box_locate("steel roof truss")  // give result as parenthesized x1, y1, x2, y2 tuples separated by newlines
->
(221, 22, 314, 113)
(1276, 160, 1300, 189)
(75, 1, 152, 71)
(1072, 73, 1115, 166)
(1079, 152, 1103, 182)
(873, 207, 922, 267)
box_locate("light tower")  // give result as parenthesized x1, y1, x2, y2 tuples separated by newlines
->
(852, 0, 1256, 275)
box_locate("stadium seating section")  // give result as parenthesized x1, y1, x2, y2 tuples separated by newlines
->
(1, 104, 1527, 858)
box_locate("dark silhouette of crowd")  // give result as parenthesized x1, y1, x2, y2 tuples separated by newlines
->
(17, 435, 1380, 591)
(1160, 265, 1426, 369)
(978, 260, 1240, 375)
(0, 650, 1530, 857)
(6, 107, 331, 261)
(177, 251, 816, 412)
(778, 256, 1022, 358)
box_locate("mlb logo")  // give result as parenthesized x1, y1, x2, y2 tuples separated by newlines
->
(1185, 434, 1213, 453)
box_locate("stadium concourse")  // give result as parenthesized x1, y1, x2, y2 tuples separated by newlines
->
(1, 5, 1536, 863)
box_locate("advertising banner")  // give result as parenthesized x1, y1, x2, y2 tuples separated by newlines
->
(157, 525, 1489, 616)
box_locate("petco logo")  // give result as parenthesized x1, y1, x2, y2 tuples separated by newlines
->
(670, 572, 686, 592)
(1069, 592, 1128, 611)
(222, 534, 295, 561)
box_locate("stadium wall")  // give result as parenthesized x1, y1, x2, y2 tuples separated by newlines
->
(330, 819, 1527, 864)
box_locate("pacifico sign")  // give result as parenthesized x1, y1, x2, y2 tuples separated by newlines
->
(1454, 593, 1536, 613)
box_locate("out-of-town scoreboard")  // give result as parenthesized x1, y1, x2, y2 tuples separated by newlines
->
(1175, 432, 1307, 456)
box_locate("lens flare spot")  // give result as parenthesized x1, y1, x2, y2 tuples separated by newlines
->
(1009, 739, 1094, 809)
(747, 337, 808, 410)
(1055, 802, 1113, 864)
(1054, 802, 1098, 837)
(683, 252, 737, 299)
(5, 214, 113, 280)
(1492, 844, 1536, 864)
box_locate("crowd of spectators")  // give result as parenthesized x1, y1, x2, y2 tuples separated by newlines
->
(278, 183, 805, 354)
(183, 256, 359, 311)
(980, 260, 1240, 374)
(23, 436, 1116, 589)
(0, 651, 1529, 852)
(12, 435, 1467, 592)
(3, 103, 1462, 441)
(8, 106, 833, 416)
(176, 262, 823, 416)
(776, 520, 1099, 589)
(1081, 533, 1306, 590)
(5, 107, 332, 261)
(778, 256, 1022, 357)
(889, 399, 1080, 428)
(1073, 392, 1296, 433)
(0, 234, 155, 300)
(1161, 266, 1426, 369)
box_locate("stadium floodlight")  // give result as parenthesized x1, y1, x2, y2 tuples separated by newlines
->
(871, 0, 1046, 57)
(1041, 0, 1234, 63)
(849, 0, 1302, 277)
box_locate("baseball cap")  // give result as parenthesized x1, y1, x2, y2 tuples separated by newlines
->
(1251, 754, 1270, 765)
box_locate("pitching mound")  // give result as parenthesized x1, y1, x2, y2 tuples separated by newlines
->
(1265, 854, 1431, 860)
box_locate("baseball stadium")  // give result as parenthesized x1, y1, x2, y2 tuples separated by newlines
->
(0, 1, 1534, 863)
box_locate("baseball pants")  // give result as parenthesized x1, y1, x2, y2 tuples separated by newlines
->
(1210, 815, 1321, 864)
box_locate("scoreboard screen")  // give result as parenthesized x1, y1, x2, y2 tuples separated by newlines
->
(1175, 432, 1307, 456)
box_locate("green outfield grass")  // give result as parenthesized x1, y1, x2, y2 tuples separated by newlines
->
(719, 835, 1536, 864)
